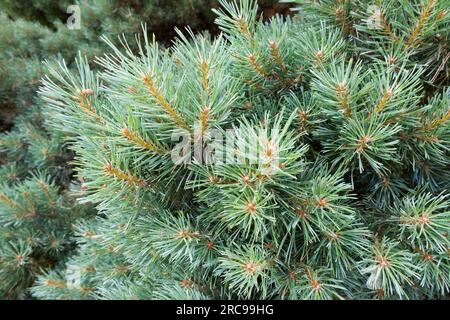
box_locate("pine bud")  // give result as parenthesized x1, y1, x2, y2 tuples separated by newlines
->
(316, 50, 324, 61)
(244, 262, 257, 273)
(317, 198, 328, 208)
(387, 56, 396, 65)
(81, 88, 94, 95)
(245, 201, 257, 214)
(378, 257, 389, 268)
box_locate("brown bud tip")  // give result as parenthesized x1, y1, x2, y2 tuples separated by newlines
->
(386, 89, 393, 97)
(296, 209, 307, 218)
(178, 229, 189, 238)
(419, 213, 430, 225)
(336, 82, 346, 93)
(209, 176, 219, 184)
(121, 128, 130, 136)
(387, 56, 396, 65)
(245, 201, 257, 214)
(316, 50, 324, 61)
(379, 258, 389, 268)
(81, 88, 94, 95)
(423, 253, 433, 261)
(244, 102, 253, 110)
(317, 198, 328, 207)
(206, 241, 215, 249)
(180, 279, 192, 288)
(244, 262, 257, 273)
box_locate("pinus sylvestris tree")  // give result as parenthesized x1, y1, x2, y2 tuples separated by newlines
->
(31, 0, 448, 300)
(0, 0, 287, 299)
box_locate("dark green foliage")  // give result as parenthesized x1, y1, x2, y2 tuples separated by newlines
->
(0, 106, 74, 186)
(0, 172, 91, 299)
(0, 0, 70, 27)
(0, 14, 50, 130)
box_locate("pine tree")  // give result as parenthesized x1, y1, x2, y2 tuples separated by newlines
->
(0, 0, 287, 299)
(24, 0, 450, 300)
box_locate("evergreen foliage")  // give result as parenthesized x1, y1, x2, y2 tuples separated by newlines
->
(0, 0, 288, 299)
(0, 14, 50, 130)
(28, 0, 449, 300)
(0, 99, 95, 299)
(0, 172, 90, 299)
(0, 0, 70, 27)
(0, 0, 285, 130)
